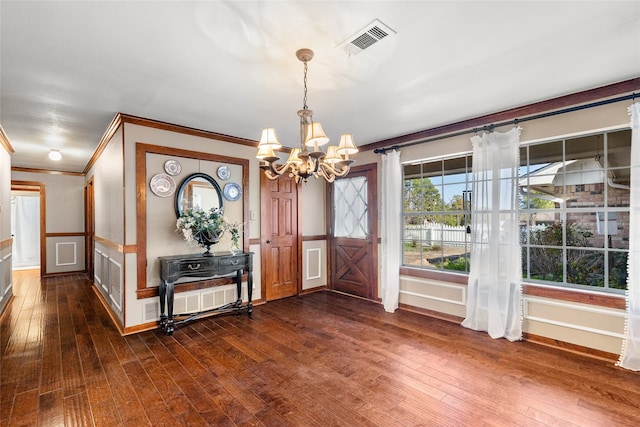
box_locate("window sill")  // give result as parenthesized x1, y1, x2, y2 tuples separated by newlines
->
(522, 284, 625, 310)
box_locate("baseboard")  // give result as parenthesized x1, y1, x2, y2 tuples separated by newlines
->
(91, 284, 125, 335)
(523, 332, 619, 363)
(398, 303, 465, 324)
(300, 285, 327, 295)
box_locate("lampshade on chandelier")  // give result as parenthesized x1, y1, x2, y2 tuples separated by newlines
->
(256, 48, 358, 184)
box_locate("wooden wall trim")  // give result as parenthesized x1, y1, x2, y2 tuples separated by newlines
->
(400, 267, 469, 285)
(94, 235, 125, 253)
(0, 124, 15, 154)
(124, 113, 257, 147)
(11, 180, 46, 276)
(46, 232, 85, 238)
(84, 113, 276, 175)
(11, 166, 85, 176)
(0, 238, 13, 250)
(302, 235, 327, 242)
(93, 236, 135, 254)
(83, 113, 124, 175)
(362, 78, 640, 153)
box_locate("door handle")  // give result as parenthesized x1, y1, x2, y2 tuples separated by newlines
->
(266, 240, 272, 244)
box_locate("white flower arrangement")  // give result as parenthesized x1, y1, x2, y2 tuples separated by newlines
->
(176, 207, 227, 247)
(176, 207, 242, 252)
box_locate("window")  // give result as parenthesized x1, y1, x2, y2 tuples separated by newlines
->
(402, 128, 630, 293)
(403, 155, 472, 273)
(519, 129, 630, 292)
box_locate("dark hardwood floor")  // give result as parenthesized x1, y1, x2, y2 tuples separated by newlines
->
(2, 269, 640, 426)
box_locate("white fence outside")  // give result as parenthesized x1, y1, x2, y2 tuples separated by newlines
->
(405, 223, 467, 247)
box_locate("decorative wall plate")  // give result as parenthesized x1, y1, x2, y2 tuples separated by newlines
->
(164, 159, 182, 176)
(223, 182, 242, 201)
(150, 173, 176, 197)
(217, 165, 231, 181)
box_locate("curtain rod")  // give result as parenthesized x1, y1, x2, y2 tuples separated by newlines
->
(373, 92, 637, 154)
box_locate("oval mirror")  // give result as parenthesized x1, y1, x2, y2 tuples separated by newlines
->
(174, 172, 224, 218)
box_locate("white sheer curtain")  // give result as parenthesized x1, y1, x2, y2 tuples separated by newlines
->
(618, 102, 640, 370)
(381, 150, 402, 312)
(462, 127, 522, 341)
(11, 195, 40, 269)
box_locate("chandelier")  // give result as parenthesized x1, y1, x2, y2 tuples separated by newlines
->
(256, 48, 358, 184)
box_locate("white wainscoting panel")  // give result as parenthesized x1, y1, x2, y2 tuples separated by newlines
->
(55, 242, 77, 266)
(399, 275, 467, 318)
(101, 252, 109, 293)
(523, 295, 626, 353)
(94, 249, 102, 285)
(524, 296, 625, 338)
(306, 247, 322, 280)
(0, 254, 10, 308)
(108, 258, 123, 310)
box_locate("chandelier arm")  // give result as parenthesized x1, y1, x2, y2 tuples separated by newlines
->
(316, 166, 336, 183)
(261, 161, 297, 179)
(319, 161, 351, 178)
(263, 169, 282, 181)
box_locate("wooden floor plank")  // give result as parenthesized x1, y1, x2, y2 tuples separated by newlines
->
(5, 389, 38, 427)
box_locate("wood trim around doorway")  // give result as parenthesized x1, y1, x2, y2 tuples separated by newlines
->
(11, 180, 46, 276)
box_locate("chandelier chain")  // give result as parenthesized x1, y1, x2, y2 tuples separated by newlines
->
(302, 61, 308, 110)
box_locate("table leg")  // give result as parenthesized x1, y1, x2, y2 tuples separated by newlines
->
(158, 279, 167, 330)
(166, 281, 175, 335)
(247, 269, 253, 317)
(235, 269, 243, 308)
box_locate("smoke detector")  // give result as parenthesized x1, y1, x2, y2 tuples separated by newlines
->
(337, 19, 396, 56)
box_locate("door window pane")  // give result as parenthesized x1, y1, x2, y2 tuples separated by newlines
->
(334, 176, 368, 238)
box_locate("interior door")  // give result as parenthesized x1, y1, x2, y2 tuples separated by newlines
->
(261, 174, 299, 301)
(329, 164, 378, 299)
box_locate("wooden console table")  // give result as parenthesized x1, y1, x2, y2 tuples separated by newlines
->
(158, 251, 253, 335)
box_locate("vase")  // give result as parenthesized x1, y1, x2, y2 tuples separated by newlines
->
(196, 229, 223, 256)
(230, 242, 240, 255)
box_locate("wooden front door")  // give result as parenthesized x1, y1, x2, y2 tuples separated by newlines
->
(261, 174, 299, 301)
(328, 164, 378, 299)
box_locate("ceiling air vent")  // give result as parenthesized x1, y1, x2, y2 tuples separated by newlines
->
(338, 19, 396, 56)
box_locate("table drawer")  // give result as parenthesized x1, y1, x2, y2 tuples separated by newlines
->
(218, 255, 247, 268)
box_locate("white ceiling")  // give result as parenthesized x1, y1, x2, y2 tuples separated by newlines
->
(1, 1, 639, 173)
